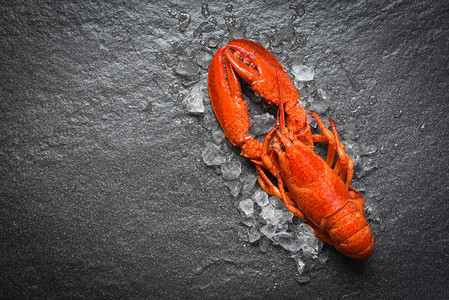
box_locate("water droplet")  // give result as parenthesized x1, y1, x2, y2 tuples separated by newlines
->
(168, 83, 180, 94)
(144, 102, 152, 114)
(223, 15, 236, 31)
(394, 110, 403, 118)
(289, 4, 305, 17)
(369, 95, 377, 105)
(178, 12, 191, 31)
(201, 4, 210, 18)
(194, 20, 216, 38)
(167, 9, 177, 18)
(165, 57, 177, 67)
(419, 122, 427, 132)
(207, 36, 220, 48)
(154, 51, 163, 59)
(350, 77, 362, 92)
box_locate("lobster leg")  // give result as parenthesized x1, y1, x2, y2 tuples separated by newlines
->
(258, 126, 306, 218)
(311, 112, 354, 189)
(256, 165, 304, 218)
(349, 189, 366, 217)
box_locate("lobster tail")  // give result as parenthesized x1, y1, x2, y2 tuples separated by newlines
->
(325, 202, 374, 259)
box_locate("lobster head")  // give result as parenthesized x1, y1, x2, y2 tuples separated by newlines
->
(224, 39, 300, 107)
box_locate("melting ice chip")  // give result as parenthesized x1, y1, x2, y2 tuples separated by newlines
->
(221, 160, 242, 180)
(202, 142, 226, 166)
(184, 85, 204, 115)
(239, 199, 254, 215)
(291, 64, 315, 81)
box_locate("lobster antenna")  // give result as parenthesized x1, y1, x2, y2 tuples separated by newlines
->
(276, 69, 286, 134)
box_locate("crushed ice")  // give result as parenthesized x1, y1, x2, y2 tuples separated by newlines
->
(202, 142, 226, 166)
(191, 20, 382, 280)
(291, 63, 315, 81)
(221, 160, 242, 180)
(183, 85, 204, 115)
(248, 113, 276, 137)
(239, 199, 254, 215)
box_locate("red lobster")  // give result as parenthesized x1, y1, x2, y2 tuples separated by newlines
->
(208, 39, 374, 259)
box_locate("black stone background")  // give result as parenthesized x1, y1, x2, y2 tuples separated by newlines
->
(1, 1, 448, 299)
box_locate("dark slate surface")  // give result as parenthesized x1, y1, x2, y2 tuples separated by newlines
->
(1, 1, 448, 298)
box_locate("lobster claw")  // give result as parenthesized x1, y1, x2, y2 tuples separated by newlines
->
(208, 46, 263, 163)
(225, 40, 311, 142)
(224, 39, 300, 107)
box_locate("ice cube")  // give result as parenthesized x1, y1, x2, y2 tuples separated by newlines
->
(309, 92, 329, 114)
(260, 204, 278, 224)
(183, 85, 204, 115)
(241, 216, 256, 227)
(248, 226, 261, 243)
(306, 112, 317, 128)
(248, 113, 276, 137)
(260, 224, 277, 239)
(241, 173, 258, 197)
(239, 199, 254, 215)
(294, 223, 319, 254)
(174, 56, 200, 86)
(291, 64, 315, 81)
(253, 189, 269, 207)
(276, 223, 288, 233)
(258, 237, 270, 253)
(272, 232, 301, 252)
(269, 196, 284, 209)
(356, 158, 378, 178)
(221, 160, 242, 181)
(279, 210, 294, 224)
(195, 48, 214, 68)
(344, 140, 361, 166)
(360, 144, 377, 156)
(318, 251, 329, 264)
(225, 180, 243, 197)
(294, 256, 306, 274)
(212, 129, 226, 145)
(271, 23, 295, 47)
(202, 142, 226, 166)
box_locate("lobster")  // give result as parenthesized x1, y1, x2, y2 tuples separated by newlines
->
(208, 39, 374, 260)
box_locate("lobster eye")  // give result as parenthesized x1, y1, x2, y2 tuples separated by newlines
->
(281, 145, 286, 151)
